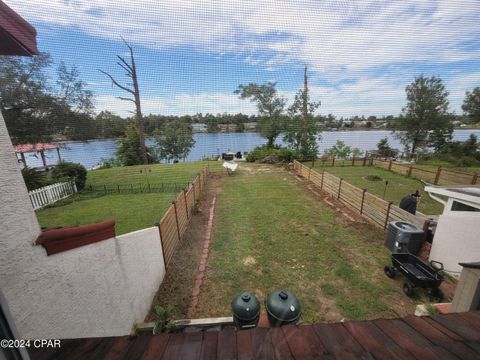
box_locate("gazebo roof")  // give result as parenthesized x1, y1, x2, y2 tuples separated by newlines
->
(0, 1, 38, 56)
(14, 143, 60, 154)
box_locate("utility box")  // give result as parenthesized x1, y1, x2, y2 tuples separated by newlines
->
(385, 221, 425, 254)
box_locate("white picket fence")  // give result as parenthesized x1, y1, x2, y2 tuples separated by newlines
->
(29, 181, 77, 211)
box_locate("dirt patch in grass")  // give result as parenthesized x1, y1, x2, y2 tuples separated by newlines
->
(145, 173, 224, 321)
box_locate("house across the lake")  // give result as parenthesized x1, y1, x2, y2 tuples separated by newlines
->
(192, 123, 207, 132)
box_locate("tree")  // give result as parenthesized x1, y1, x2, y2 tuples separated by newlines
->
(394, 75, 452, 157)
(235, 82, 286, 147)
(0, 53, 96, 143)
(99, 38, 148, 164)
(462, 87, 480, 123)
(284, 66, 321, 159)
(154, 121, 195, 163)
(376, 137, 398, 158)
(325, 140, 351, 158)
(95, 111, 127, 138)
(116, 123, 156, 166)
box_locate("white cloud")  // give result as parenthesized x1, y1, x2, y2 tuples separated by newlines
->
(6, 0, 480, 116)
(95, 92, 257, 117)
(6, 0, 480, 74)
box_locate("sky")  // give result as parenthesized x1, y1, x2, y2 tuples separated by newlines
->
(5, 0, 480, 118)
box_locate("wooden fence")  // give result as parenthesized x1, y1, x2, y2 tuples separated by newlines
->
(370, 158, 478, 185)
(311, 156, 478, 186)
(158, 167, 208, 268)
(29, 180, 77, 211)
(294, 161, 429, 231)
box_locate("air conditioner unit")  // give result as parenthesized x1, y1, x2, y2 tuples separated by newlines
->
(385, 221, 425, 254)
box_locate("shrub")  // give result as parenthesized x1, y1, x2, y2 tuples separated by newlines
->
(21, 167, 49, 191)
(246, 145, 300, 163)
(51, 162, 87, 190)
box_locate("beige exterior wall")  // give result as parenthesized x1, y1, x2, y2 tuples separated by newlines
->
(0, 113, 165, 339)
(429, 213, 480, 275)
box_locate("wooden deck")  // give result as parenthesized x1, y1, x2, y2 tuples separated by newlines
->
(28, 312, 480, 359)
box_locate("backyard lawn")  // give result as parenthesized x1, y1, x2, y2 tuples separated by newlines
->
(193, 165, 418, 323)
(310, 164, 444, 215)
(37, 161, 223, 235)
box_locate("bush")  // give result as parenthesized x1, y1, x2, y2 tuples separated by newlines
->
(246, 145, 300, 163)
(21, 167, 49, 191)
(51, 162, 87, 190)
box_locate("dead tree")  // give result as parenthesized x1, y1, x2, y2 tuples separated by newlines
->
(99, 38, 148, 164)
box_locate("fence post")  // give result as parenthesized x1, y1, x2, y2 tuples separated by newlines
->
(157, 222, 167, 268)
(352, 157, 355, 166)
(104, 184, 107, 194)
(192, 181, 196, 200)
(363, 156, 366, 166)
(172, 201, 181, 241)
(117, 184, 120, 193)
(407, 166, 413, 177)
(360, 189, 366, 215)
(388, 160, 393, 171)
(308, 167, 311, 180)
(384, 202, 393, 230)
(337, 178, 343, 200)
(320, 170, 325, 190)
(332, 156, 335, 167)
(471, 173, 478, 185)
(183, 189, 189, 219)
(434, 166, 442, 185)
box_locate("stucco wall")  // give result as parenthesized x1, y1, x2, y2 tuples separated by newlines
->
(429, 213, 480, 275)
(0, 113, 165, 339)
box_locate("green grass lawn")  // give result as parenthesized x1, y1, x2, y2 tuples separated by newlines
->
(37, 161, 223, 235)
(194, 165, 417, 322)
(310, 164, 444, 215)
(36, 193, 176, 235)
(86, 161, 222, 188)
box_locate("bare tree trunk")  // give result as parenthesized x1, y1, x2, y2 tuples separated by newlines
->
(99, 38, 148, 164)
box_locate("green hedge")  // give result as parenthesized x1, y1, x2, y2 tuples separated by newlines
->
(51, 162, 88, 190)
(246, 145, 300, 163)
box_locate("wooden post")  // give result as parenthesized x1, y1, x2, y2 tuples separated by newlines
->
(20, 152, 27, 167)
(384, 202, 393, 230)
(104, 184, 107, 194)
(332, 156, 335, 167)
(308, 167, 311, 180)
(352, 157, 355, 166)
(360, 189, 366, 215)
(117, 184, 120, 193)
(172, 201, 181, 241)
(434, 166, 442, 185)
(388, 160, 393, 171)
(362, 156, 366, 166)
(157, 222, 167, 268)
(471, 173, 478, 185)
(183, 190, 189, 219)
(407, 166, 413, 177)
(192, 181, 196, 200)
(337, 178, 343, 200)
(56, 147, 62, 163)
(40, 150, 48, 170)
(320, 170, 325, 190)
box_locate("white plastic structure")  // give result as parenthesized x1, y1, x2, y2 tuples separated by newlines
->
(222, 161, 238, 174)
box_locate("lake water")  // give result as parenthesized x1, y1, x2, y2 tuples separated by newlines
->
(21, 129, 480, 170)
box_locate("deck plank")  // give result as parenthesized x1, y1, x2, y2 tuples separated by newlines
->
(403, 316, 478, 360)
(269, 327, 293, 360)
(313, 323, 374, 360)
(217, 326, 236, 360)
(236, 329, 254, 360)
(432, 313, 480, 342)
(162, 333, 187, 360)
(343, 320, 414, 360)
(373, 318, 457, 360)
(282, 325, 328, 359)
(199, 331, 218, 360)
(103, 336, 135, 360)
(251, 327, 275, 360)
(140, 334, 170, 360)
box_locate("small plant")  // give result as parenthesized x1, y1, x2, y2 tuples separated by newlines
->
(425, 303, 438, 316)
(153, 305, 176, 334)
(21, 167, 49, 191)
(364, 175, 383, 181)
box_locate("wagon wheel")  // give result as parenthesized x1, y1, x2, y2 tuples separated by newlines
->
(403, 282, 414, 297)
(384, 266, 395, 279)
(429, 287, 444, 301)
